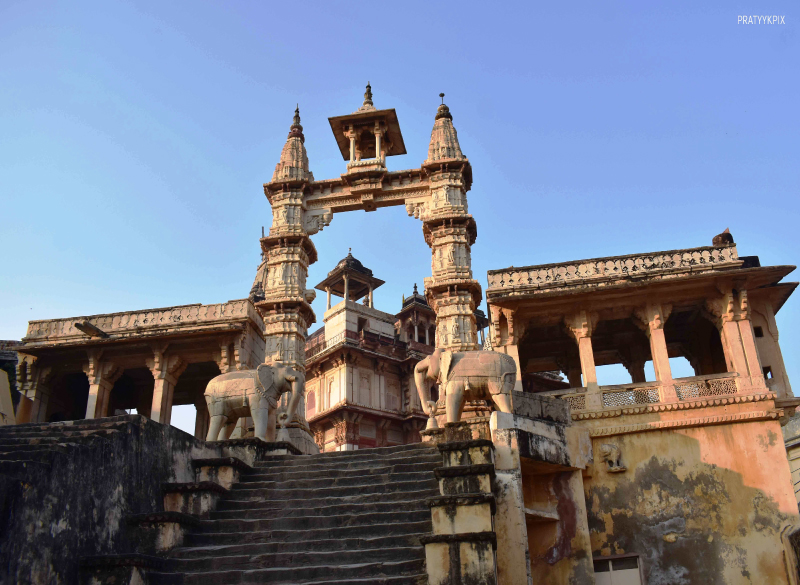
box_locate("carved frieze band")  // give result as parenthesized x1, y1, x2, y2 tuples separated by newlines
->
(587, 409, 780, 438)
(571, 392, 776, 421)
(487, 246, 741, 292)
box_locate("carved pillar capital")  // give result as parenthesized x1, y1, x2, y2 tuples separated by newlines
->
(566, 310, 599, 341)
(146, 344, 187, 385)
(633, 303, 673, 334)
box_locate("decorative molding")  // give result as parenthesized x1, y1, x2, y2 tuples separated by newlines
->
(587, 409, 780, 438)
(571, 391, 776, 420)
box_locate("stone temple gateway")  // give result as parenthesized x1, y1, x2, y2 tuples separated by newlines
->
(2, 86, 800, 585)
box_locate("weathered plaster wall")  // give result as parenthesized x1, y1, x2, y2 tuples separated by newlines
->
(0, 416, 242, 584)
(585, 420, 799, 585)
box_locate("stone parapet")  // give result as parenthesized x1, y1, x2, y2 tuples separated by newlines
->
(20, 300, 264, 347)
(487, 244, 741, 297)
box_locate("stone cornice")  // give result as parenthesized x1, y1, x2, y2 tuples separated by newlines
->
(571, 391, 776, 421)
(586, 409, 781, 438)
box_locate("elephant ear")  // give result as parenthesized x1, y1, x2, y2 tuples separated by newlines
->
(428, 349, 442, 382)
(256, 363, 275, 394)
(440, 350, 453, 384)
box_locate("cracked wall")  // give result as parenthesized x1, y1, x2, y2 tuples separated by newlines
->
(585, 420, 799, 585)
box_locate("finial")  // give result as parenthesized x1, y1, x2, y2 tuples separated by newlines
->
(287, 104, 304, 142)
(349, 247, 352, 253)
(413, 283, 418, 294)
(435, 94, 452, 121)
(363, 82, 373, 107)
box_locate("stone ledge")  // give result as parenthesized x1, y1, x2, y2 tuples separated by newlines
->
(162, 481, 228, 494)
(126, 511, 201, 527)
(428, 493, 497, 515)
(571, 391, 776, 420)
(420, 531, 497, 549)
(214, 438, 303, 455)
(437, 439, 494, 452)
(191, 457, 253, 472)
(435, 464, 496, 480)
(80, 553, 165, 569)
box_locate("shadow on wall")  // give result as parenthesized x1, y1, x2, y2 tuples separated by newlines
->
(586, 427, 798, 585)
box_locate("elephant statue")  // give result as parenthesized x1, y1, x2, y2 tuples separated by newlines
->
(414, 349, 517, 429)
(204, 362, 304, 442)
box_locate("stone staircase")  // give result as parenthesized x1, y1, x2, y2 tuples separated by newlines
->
(147, 442, 440, 584)
(0, 416, 134, 477)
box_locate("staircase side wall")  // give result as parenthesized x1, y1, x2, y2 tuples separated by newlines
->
(0, 415, 225, 585)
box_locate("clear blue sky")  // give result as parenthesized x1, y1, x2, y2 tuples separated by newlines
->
(1, 1, 798, 431)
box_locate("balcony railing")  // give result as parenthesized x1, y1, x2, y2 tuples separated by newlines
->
(674, 373, 738, 400)
(601, 382, 661, 407)
(487, 245, 740, 294)
(541, 373, 743, 412)
(305, 329, 410, 360)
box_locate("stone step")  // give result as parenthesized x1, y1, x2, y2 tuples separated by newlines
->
(229, 478, 438, 500)
(197, 509, 430, 533)
(254, 444, 437, 466)
(0, 417, 132, 435)
(218, 487, 439, 509)
(0, 443, 71, 455)
(171, 558, 426, 584)
(148, 571, 427, 585)
(0, 449, 66, 463)
(211, 497, 430, 520)
(185, 520, 432, 546)
(170, 534, 426, 559)
(0, 428, 124, 440)
(168, 545, 423, 572)
(235, 469, 436, 491)
(243, 460, 440, 480)
(0, 459, 51, 476)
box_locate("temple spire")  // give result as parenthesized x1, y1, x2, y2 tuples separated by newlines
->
(424, 93, 465, 164)
(272, 105, 314, 183)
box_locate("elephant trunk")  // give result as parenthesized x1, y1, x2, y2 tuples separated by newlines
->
(414, 361, 434, 415)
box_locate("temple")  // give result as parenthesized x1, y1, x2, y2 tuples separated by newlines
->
(2, 85, 800, 585)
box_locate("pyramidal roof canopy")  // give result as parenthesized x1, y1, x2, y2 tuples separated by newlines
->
(328, 83, 407, 161)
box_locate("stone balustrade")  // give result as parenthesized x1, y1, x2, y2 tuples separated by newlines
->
(542, 372, 743, 413)
(487, 245, 740, 293)
(22, 300, 264, 345)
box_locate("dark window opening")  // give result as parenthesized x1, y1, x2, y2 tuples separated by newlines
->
(763, 366, 773, 379)
(754, 326, 764, 338)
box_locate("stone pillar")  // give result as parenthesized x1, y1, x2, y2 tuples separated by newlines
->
(761, 301, 793, 397)
(368, 285, 373, 308)
(736, 291, 766, 389)
(147, 346, 187, 425)
(374, 124, 382, 160)
(326, 287, 331, 310)
(634, 303, 677, 402)
(414, 322, 419, 343)
(705, 291, 751, 391)
(566, 311, 601, 409)
(425, 325, 430, 346)
(194, 397, 210, 440)
(348, 133, 355, 162)
(15, 357, 52, 423)
(84, 350, 121, 419)
(343, 273, 349, 302)
(625, 360, 647, 384)
(414, 101, 480, 352)
(566, 311, 598, 389)
(263, 128, 323, 452)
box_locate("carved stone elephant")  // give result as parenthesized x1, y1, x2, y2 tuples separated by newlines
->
(204, 362, 304, 442)
(414, 349, 517, 428)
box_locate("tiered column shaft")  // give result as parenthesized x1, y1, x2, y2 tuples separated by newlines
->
(422, 166, 482, 351)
